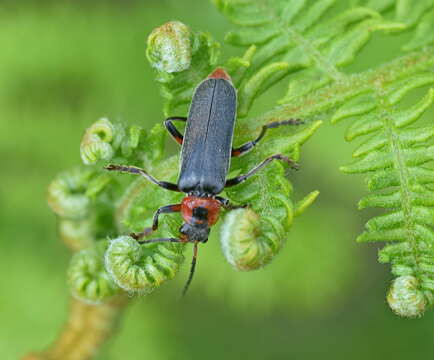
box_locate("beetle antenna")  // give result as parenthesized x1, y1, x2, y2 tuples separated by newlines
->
(182, 242, 198, 297)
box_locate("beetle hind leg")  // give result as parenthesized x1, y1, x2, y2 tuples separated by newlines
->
(231, 119, 303, 157)
(225, 154, 299, 187)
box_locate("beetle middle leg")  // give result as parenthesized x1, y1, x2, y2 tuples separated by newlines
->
(130, 203, 182, 240)
(225, 154, 299, 187)
(164, 116, 186, 145)
(105, 164, 180, 192)
(231, 119, 303, 157)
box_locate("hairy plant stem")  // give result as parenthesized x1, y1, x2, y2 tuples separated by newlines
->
(254, 47, 433, 127)
(23, 297, 128, 360)
(23, 217, 130, 360)
(373, 83, 422, 279)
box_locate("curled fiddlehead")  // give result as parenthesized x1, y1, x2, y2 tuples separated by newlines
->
(47, 168, 93, 220)
(68, 240, 120, 304)
(105, 236, 184, 294)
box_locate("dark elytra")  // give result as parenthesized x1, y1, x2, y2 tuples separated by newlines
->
(178, 76, 237, 196)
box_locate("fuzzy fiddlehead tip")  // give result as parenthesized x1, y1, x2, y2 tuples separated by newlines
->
(146, 21, 192, 73)
(387, 275, 428, 318)
(104, 236, 185, 294)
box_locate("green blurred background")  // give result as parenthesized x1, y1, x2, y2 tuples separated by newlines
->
(0, 1, 433, 359)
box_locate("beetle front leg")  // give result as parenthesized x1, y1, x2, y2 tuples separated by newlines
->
(225, 154, 299, 187)
(164, 116, 187, 145)
(105, 164, 180, 192)
(130, 204, 182, 240)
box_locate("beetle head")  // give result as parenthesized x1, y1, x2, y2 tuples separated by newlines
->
(180, 222, 210, 243)
(180, 206, 210, 242)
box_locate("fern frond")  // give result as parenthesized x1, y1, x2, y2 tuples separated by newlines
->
(215, 0, 406, 116)
(394, 0, 434, 28)
(404, 8, 434, 51)
(365, 0, 434, 50)
(215, 0, 434, 316)
(333, 72, 434, 317)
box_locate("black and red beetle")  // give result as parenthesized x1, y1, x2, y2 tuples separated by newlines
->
(106, 68, 302, 294)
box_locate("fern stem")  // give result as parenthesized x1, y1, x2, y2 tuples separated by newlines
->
(23, 297, 127, 360)
(374, 85, 422, 277)
(256, 47, 434, 125)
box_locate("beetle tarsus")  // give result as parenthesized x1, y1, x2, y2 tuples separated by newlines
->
(129, 227, 153, 240)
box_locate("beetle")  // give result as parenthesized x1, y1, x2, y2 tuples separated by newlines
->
(106, 68, 302, 295)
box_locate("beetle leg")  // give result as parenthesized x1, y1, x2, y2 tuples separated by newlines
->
(215, 196, 248, 210)
(136, 237, 187, 245)
(225, 154, 299, 187)
(130, 204, 182, 240)
(164, 116, 187, 145)
(105, 164, 180, 192)
(231, 119, 303, 157)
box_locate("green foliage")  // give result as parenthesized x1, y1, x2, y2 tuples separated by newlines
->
(212, 0, 434, 317)
(46, 0, 434, 319)
(4, 2, 434, 360)
(214, 0, 405, 115)
(56, 14, 322, 308)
